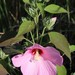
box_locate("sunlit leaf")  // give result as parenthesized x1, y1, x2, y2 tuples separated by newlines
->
(45, 17, 57, 30)
(44, 4, 67, 14)
(0, 19, 35, 46)
(57, 65, 67, 75)
(44, 0, 50, 2)
(28, 8, 36, 17)
(34, 14, 39, 24)
(23, 0, 30, 4)
(73, 73, 75, 75)
(17, 19, 35, 37)
(48, 32, 71, 60)
(69, 45, 75, 52)
(37, 3, 44, 17)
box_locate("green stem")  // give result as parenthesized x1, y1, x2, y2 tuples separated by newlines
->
(34, 14, 39, 43)
(40, 27, 46, 44)
(36, 25, 39, 42)
(35, 33, 47, 41)
(66, 0, 70, 25)
(3, 0, 11, 27)
(43, 41, 51, 46)
(24, 37, 33, 44)
(66, 2, 71, 72)
(30, 31, 35, 44)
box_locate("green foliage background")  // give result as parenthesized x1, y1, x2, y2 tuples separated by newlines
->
(0, 0, 75, 75)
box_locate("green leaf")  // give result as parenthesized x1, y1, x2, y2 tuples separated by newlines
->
(69, 45, 75, 52)
(23, 0, 30, 4)
(17, 19, 35, 37)
(44, 4, 67, 14)
(0, 59, 18, 75)
(37, 3, 44, 17)
(73, 73, 75, 75)
(44, 0, 50, 2)
(0, 31, 17, 42)
(0, 64, 8, 75)
(48, 32, 71, 60)
(0, 48, 8, 59)
(0, 36, 24, 46)
(28, 8, 36, 17)
(2, 47, 23, 55)
(46, 17, 57, 30)
(57, 65, 67, 75)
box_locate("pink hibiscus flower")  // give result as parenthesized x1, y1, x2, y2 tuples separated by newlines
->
(12, 44, 63, 75)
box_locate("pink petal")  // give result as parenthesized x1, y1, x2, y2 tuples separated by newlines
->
(27, 44, 63, 65)
(21, 60, 38, 75)
(42, 47, 63, 66)
(21, 57, 56, 75)
(12, 50, 33, 67)
(38, 57, 56, 75)
(26, 43, 45, 51)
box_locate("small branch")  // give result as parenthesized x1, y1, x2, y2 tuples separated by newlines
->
(0, 32, 4, 35)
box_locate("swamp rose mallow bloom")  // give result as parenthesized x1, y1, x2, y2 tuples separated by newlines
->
(12, 44, 63, 75)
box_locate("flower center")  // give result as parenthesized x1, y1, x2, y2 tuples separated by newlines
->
(31, 49, 43, 60)
(32, 49, 43, 55)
